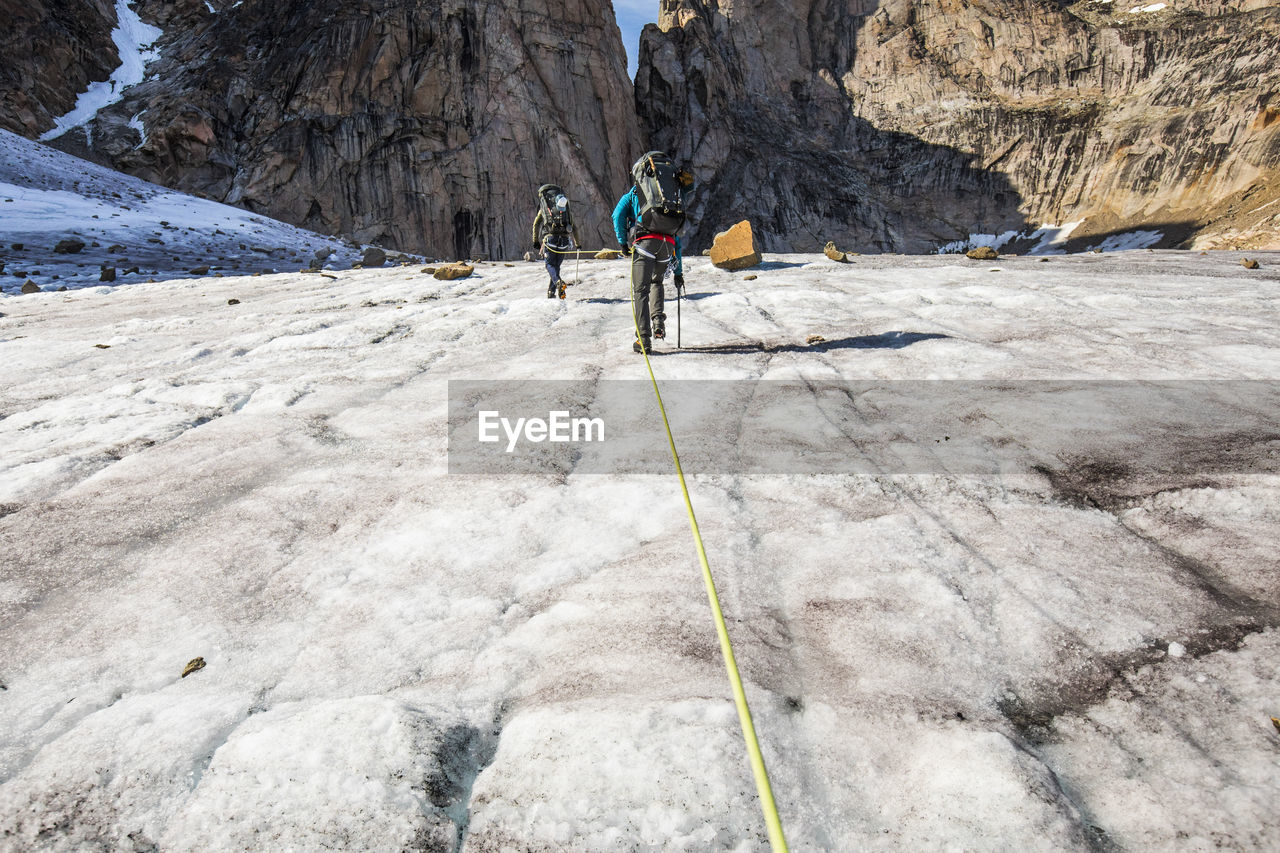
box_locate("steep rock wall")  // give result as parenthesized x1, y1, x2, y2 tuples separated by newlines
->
(26, 0, 641, 259)
(0, 0, 120, 137)
(638, 0, 1280, 252)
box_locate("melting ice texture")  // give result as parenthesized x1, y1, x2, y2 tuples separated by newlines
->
(1, 196, 1280, 849)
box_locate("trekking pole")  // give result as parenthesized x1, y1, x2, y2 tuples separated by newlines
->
(677, 283, 682, 348)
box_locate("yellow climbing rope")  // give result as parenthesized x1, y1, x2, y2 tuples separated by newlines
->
(628, 250, 789, 852)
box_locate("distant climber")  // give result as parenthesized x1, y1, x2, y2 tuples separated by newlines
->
(532, 184, 581, 299)
(613, 151, 693, 352)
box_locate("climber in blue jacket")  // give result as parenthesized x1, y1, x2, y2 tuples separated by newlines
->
(612, 177, 685, 352)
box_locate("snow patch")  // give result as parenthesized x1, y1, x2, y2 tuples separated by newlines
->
(936, 222, 1083, 255)
(1025, 221, 1084, 254)
(0, 128, 368, 291)
(1088, 229, 1164, 252)
(128, 112, 148, 149)
(1130, 3, 1168, 12)
(938, 229, 1024, 255)
(39, 0, 162, 141)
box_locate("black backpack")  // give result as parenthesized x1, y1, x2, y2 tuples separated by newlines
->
(537, 184, 573, 234)
(631, 151, 686, 236)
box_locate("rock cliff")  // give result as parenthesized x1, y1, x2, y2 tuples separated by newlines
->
(9, 0, 1278, 256)
(26, 0, 641, 259)
(0, 0, 120, 137)
(637, 0, 1280, 252)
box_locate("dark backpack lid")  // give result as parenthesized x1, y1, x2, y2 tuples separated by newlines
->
(632, 151, 674, 183)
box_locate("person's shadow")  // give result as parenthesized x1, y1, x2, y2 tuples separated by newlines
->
(752, 260, 811, 271)
(579, 291, 717, 303)
(578, 291, 731, 303)
(678, 331, 949, 354)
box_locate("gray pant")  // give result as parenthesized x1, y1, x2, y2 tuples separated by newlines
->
(631, 237, 670, 341)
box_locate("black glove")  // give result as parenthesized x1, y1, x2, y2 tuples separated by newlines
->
(673, 274, 684, 292)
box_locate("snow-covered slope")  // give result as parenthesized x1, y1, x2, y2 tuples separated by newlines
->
(1, 129, 373, 294)
(1, 250, 1279, 851)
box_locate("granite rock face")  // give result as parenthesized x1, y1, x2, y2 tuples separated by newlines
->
(25, 0, 641, 259)
(12, 0, 1278, 257)
(637, 0, 1280, 252)
(0, 0, 120, 137)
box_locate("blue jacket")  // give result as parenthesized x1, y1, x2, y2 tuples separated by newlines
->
(612, 188, 683, 275)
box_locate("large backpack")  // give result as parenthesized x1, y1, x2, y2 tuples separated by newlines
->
(536, 184, 572, 235)
(631, 151, 686, 236)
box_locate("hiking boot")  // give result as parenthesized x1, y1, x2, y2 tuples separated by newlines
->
(633, 339, 649, 353)
(557, 279, 568, 299)
(546, 285, 556, 298)
(653, 323, 665, 340)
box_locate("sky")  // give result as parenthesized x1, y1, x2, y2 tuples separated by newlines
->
(614, 0, 658, 78)
(4, 130, 1280, 850)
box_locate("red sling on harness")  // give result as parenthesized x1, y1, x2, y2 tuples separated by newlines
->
(635, 233, 676, 246)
